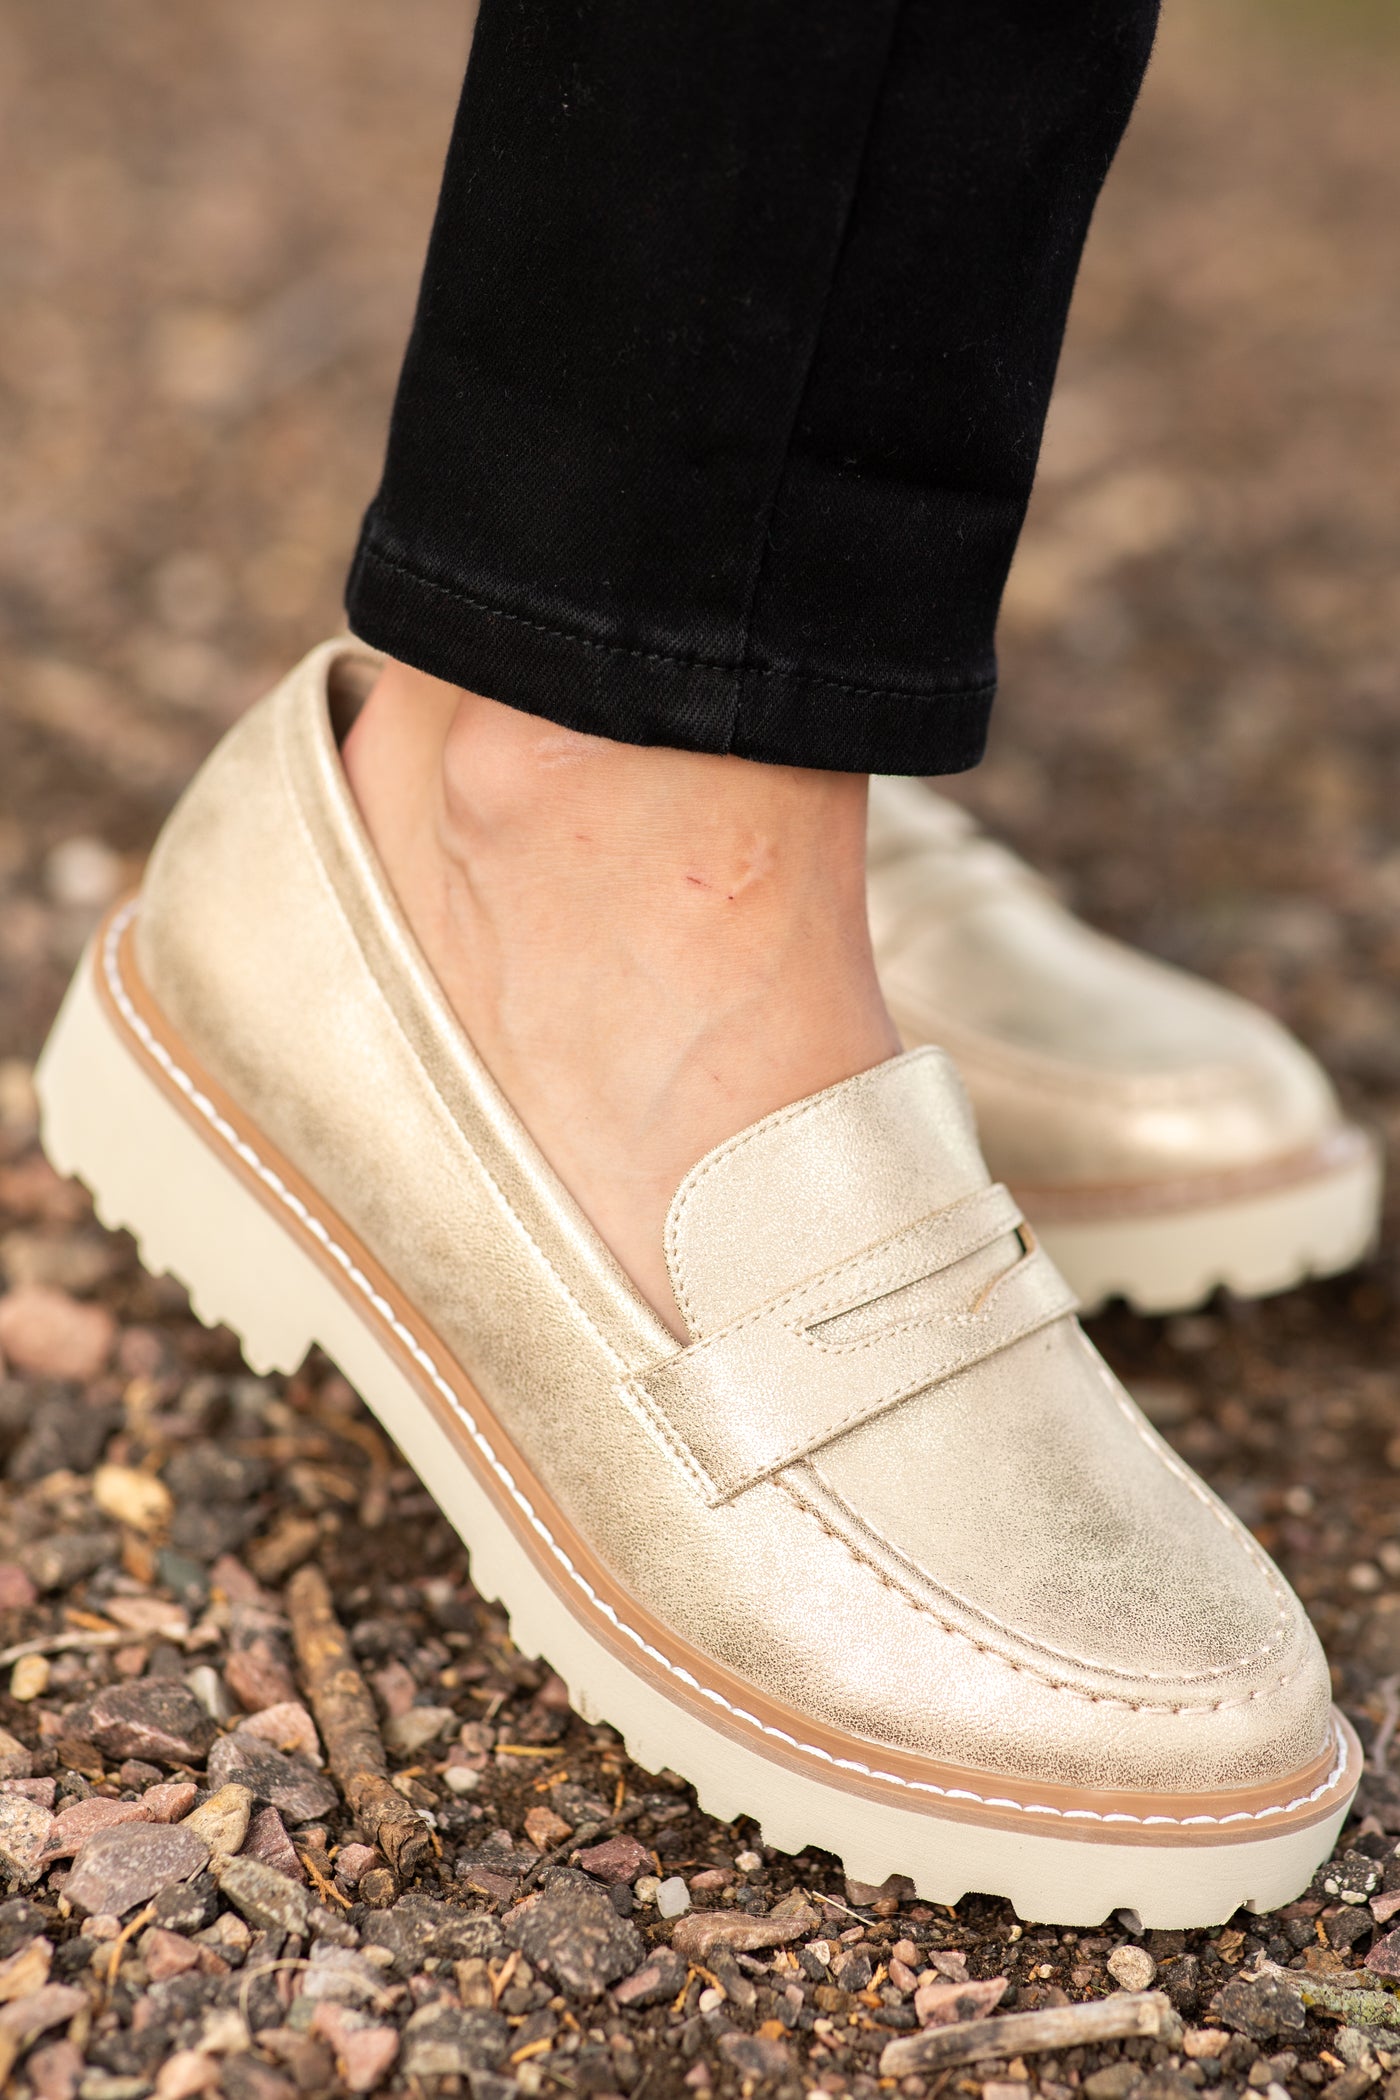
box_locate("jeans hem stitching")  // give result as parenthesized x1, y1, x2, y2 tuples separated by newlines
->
(354, 543, 995, 710)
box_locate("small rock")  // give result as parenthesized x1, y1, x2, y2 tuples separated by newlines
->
(0, 1982, 88, 2049)
(0, 1730, 33, 1781)
(223, 1648, 298, 1715)
(384, 1705, 456, 1755)
(206, 1731, 338, 1822)
(1365, 1929, 1400, 1978)
(104, 1595, 189, 1640)
(523, 1805, 572, 1851)
(362, 1894, 504, 1972)
(238, 1702, 321, 1765)
(845, 1871, 916, 1909)
(41, 1796, 149, 1859)
(1318, 1853, 1383, 1906)
(0, 1283, 114, 1380)
(141, 1782, 197, 1824)
(575, 1832, 652, 1885)
(140, 1927, 202, 1981)
(656, 1874, 690, 1918)
(719, 2032, 792, 2079)
(181, 1783, 254, 1860)
(0, 1793, 54, 1881)
(913, 1977, 1008, 2027)
(612, 1945, 687, 2008)
(671, 1898, 819, 1961)
(214, 1853, 316, 1936)
(1084, 2069, 1141, 2100)
(150, 1873, 220, 1934)
(10, 1653, 49, 1702)
(504, 1873, 646, 1998)
(153, 2052, 221, 2099)
(22, 1531, 118, 1593)
(184, 1664, 234, 1724)
(0, 1566, 37, 1612)
(335, 2022, 400, 2094)
(28, 2037, 84, 2100)
(1210, 1972, 1307, 2041)
(65, 1681, 217, 1767)
(1182, 2029, 1231, 2061)
(65, 1819, 210, 1916)
(93, 1463, 174, 1534)
(399, 2002, 510, 2078)
(1108, 1946, 1159, 1992)
(240, 1804, 306, 1882)
(0, 1934, 52, 1999)
(333, 1843, 379, 1893)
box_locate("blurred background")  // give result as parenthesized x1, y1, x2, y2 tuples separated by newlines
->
(2, 0, 1400, 1716)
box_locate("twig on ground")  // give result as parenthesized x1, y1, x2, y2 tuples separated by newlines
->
(879, 1990, 1182, 2076)
(284, 1562, 434, 1880)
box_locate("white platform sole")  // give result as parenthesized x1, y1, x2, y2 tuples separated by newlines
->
(35, 925, 1360, 1928)
(1033, 1144, 1383, 1317)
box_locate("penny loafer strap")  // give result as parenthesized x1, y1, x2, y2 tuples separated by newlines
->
(623, 1183, 1079, 1505)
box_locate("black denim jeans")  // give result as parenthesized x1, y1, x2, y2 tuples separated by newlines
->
(346, 0, 1159, 774)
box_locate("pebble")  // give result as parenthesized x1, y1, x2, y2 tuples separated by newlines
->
(0, 1983, 89, 2047)
(1366, 1930, 1400, 1978)
(181, 1784, 254, 1861)
(0, 1283, 115, 1380)
(0, 1564, 38, 1611)
(214, 1853, 316, 1937)
(65, 1681, 217, 1766)
(11, 1653, 50, 1702)
(0, 1934, 52, 1997)
(22, 1532, 119, 1594)
(734, 1849, 763, 1872)
(309, 2005, 400, 2093)
(720, 2032, 792, 2080)
(153, 2050, 221, 2100)
(238, 1701, 321, 1765)
(92, 1463, 174, 1534)
(140, 1927, 202, 1982)
(103, 1595, 189, 1639)
(523, 1805, 572, 1851)
(611, 1946, 687, 2009)
(150, 1873, 220, 1935)
(670, 1895, 819, 1961)
(1107, 1945, 1158, 1992)
(655, 1874, 690, 1918)
(442, 1765, 480, 1796)
(184, 1664, 234, 1724)
(65, 1819, 211, 1916)
(44, 836, 123, 911)
(223, 1647, 298, 1714)
(503, 1874, 646, 1998)
(575, 1833, 652, 1886)
(363, 1896, 504, 1973)
(1210, 1973, 1307, 2042)
(399, 2002, 510, 2078)
(0, 1793, 55, 1881)
(333, 1843, 379, 1893)
(0, 1730, 33, 1783)
(241, 1804, 306, 1882)
(384, 1705, 456, 1755)
(141, 1782, 197, 1824)
(28, 2038, 84, 2100)
(206, 1730, 338, 1823)
(913, 1976, 1009, 2028)
(41, 1796, 149, 1860)
(333, 2023, 400, 2094)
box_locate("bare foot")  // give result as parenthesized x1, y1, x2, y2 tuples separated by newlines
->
(342, 658, 900, 1336)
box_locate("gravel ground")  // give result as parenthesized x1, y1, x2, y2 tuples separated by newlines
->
(3, 3, 1400, 2098)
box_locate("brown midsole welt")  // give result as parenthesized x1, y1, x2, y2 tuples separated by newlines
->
(99, 905, 1358, 1849)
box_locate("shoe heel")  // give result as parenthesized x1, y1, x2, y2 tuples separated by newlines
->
(36, 927, 317, 1378)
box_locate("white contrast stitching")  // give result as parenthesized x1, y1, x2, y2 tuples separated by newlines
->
(101, 903, 1349, 1833)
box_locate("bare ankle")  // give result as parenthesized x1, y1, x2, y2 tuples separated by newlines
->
(344, 657, 898, 1332)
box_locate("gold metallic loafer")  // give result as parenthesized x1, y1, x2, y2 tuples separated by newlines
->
(868, 775, 1382, 1313)
(37, 641, 1359, 1927)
